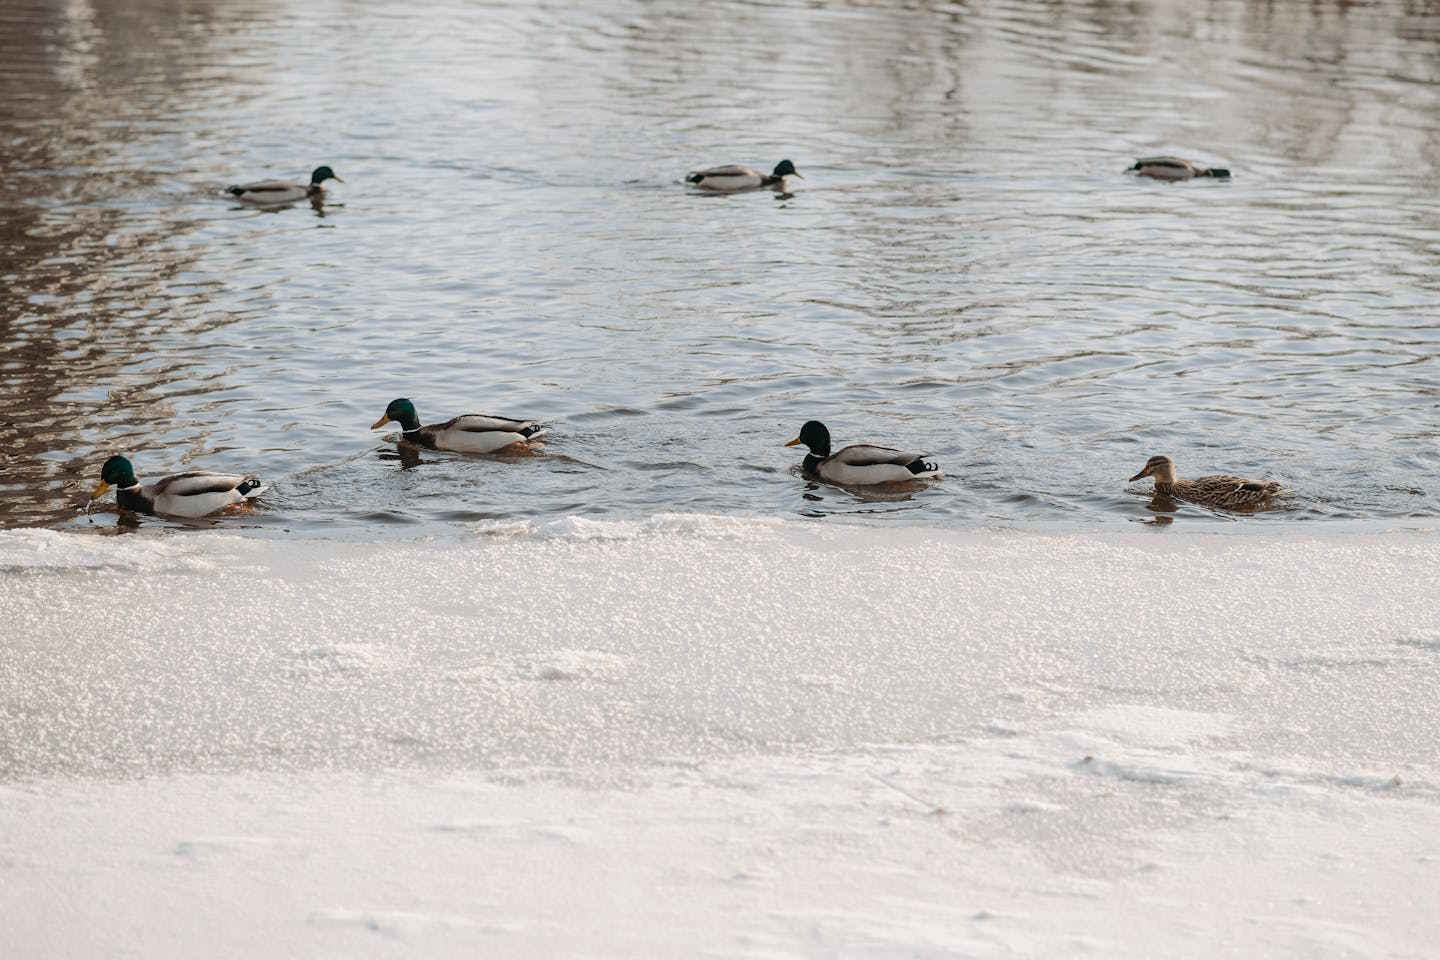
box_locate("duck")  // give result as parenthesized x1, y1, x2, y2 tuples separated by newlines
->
(1126, 156, 1230, 181)
(785, 420, 941, 485)
(371, 398, 546, 454)
(89, 455, 264, 518)
(1128, 454, 1278, 511)
(227, 165, 343, 204)
(687, 159, 801, 192)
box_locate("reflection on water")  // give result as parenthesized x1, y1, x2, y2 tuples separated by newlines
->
(2, 0, 1438, 535)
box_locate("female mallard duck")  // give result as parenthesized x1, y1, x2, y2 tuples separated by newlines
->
(687, 159, 801, 192)
(371, 398, 546, 454)
(785, 420, 941, 485)
(1129, 455, 1278, 511)
(1126, 156, 1230, 181)
(89, 455, 264, 518)
(227, 165, 342, 204)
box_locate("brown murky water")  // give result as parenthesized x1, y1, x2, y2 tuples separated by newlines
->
(3, 0, 1438, 534)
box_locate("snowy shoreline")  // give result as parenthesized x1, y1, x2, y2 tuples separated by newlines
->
(3, 518, 1438, 956)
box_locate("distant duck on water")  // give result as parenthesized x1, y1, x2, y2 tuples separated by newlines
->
(785, 420, 941, 486)
(1129, 455, 1278, 511)
(1126, 156, 1230, 181)
(687, 159, 801, 192)
(371, 398, 546, 454)
(89, 455, 264, 518)
(227, 165, 343, 204)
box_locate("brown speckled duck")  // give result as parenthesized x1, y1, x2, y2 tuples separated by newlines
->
(1129, 455, 1278, 511)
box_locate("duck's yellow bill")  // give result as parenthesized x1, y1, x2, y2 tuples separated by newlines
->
(90, 480, 110, 499)
(371, 415, 391, 430)
(332, 175, 345, 183)
(784, 437, 803, 447)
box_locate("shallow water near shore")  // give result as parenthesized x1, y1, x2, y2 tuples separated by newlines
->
(3, 0, 1439, 534)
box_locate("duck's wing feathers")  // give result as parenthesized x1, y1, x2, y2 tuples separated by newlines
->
(151, 472, 258, 496)
(228, 179, 302, 194)
(1186, 474, 1280, 507)
(440, 414, 546, 438)
(689, 164, 756, 179)
(831, 444, 927, 467)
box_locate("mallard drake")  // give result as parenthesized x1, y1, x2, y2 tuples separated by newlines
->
(89, 455, 264, 518)
(785, 420, 941, 485)
(687, 159, 801, 192)
(371, 398, 546, 454)
(227, 165, 342, 204)
(1126, 156, 1230, 181)
(1129, 455, 1278, 511)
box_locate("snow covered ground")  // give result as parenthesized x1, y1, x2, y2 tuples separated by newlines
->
(2, 517, 1438, 957)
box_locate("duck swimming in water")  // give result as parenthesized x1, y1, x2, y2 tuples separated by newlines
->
(687, 159, 801, 192)
(227, 165, 343, 204)
(1129, 455, 1278, 511)
(89, 455, 264, 518)
(371, 398, 546, 454)
(1126, 156, 1230, 181)
(785, 420, 941, 485)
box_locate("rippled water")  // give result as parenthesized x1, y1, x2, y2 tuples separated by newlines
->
(3, 0, 1438, 534)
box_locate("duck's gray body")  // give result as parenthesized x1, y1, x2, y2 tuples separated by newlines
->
(1127, 156, 1230, 181)
(805, 444, 942, 486)
(227, 179, 318, 204)
(404, 415, 547, 454)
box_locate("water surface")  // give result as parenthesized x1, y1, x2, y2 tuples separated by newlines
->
(3, 0, 1438, 534)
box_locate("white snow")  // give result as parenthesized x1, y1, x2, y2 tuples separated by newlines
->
(2, 518, 1438, 957)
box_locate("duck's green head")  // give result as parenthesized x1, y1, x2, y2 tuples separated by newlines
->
(784, 420, 830, 457)
(310, 165, 343, 186)
(773, 159, 802, 180)
(93, 454, 137, 499)
(372, 398, 420, 432)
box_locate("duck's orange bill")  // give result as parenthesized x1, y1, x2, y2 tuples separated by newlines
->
(371, 415, 391, 430)
(90, 480, 110, 499)
(784, 437, 803, 447)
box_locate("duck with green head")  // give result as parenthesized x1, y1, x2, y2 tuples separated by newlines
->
(227, 165, 343, 205)
(1126, 157, 1230, 181)
(371, 398, 547, 454)
(784, 420, 941, 486)
(90, 454, 264, 518)
(687, 159, 801, 192)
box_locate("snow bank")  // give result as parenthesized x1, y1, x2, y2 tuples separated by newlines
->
(1, 519, 1438, 957)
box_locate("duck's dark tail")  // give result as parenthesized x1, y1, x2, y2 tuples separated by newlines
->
(236, 477, 264, 497)
(685, 173, 704, 184)
(1204, 168, 1231, 179)
(906, 458, 941, 477)
(226, 185, 245, 196)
